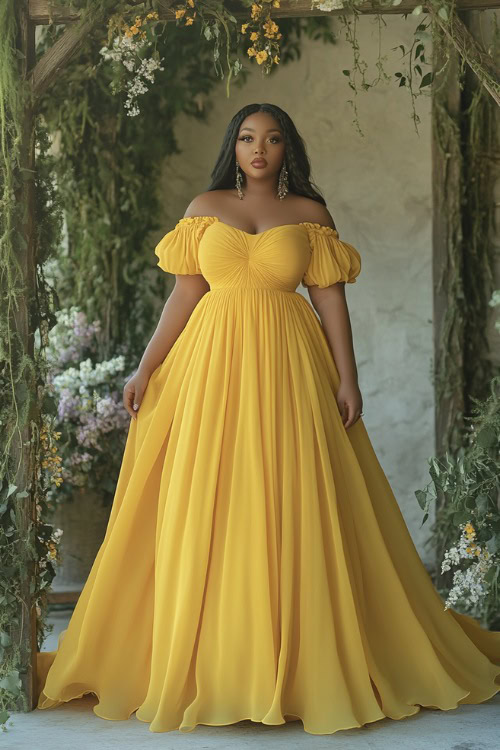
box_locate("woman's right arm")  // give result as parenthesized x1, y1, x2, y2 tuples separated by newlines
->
(123, 274, 210, 419)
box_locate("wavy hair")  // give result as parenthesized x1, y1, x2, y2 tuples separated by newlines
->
(205, 103, 326, 206)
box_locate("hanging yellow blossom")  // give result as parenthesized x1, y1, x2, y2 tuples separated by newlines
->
(187, 0, 195, 6)
(185, 16, 194, 25)
(176, 8, 186, 18)
(272, 0, 280, 6)
(247, 47, 257, 57)
(250, 32, 259, 41)
(251, 4, 262, 20)
(241, 23, 249, 33)
(255, 49, 268, 65)
(273, 54, 279, 64)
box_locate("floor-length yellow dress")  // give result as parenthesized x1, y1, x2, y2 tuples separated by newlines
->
(37, 215, 500, 735)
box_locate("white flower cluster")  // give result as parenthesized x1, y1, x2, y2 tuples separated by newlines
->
(52, 356, 126, 393)
(441, 521, 495, 610)
(99, 33, 164, 117)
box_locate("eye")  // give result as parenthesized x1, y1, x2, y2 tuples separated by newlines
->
(239, 136, 281, 143)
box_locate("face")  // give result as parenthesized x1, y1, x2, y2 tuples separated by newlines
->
(235, 111, 285, 180)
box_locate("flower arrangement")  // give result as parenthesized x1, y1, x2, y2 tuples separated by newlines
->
(415, 293, 500, 627)
(440, 521, 496, 611)
(43, 306, 133, 504)
(240, 1, 282, 70)
(98, 10, 164, 116)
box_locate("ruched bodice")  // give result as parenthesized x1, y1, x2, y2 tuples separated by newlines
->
(154, 215, 361, 291)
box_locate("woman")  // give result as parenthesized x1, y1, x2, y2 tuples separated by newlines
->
(37, 103, 500, 735)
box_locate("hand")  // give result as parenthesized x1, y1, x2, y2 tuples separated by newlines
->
(123, 370, 151, 420)
(336, 380, 363, 430)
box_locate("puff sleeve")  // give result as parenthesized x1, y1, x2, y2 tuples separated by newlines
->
(154, 216, 217, 275)
(301, 223, 361, 288)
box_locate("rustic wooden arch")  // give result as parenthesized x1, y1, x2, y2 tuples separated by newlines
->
(13, 0, 500, 710)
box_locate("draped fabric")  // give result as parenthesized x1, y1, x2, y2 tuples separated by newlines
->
(37, 216, 500, 735)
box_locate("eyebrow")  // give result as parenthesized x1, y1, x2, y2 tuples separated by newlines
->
(240, 127, 282, 133)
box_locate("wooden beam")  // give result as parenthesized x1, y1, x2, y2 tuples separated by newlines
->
(30, 15, 96, 102)
(28, 0, 500, 25)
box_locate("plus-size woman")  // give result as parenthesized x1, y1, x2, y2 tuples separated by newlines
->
(36, 103, 500, 735)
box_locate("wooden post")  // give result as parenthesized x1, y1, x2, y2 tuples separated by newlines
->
(13, 0, 38, 710)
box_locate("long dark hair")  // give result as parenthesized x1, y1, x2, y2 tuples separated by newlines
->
(206, 103, 326, 206)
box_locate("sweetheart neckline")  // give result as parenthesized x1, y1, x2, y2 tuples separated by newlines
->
(179, 216, 338, 238)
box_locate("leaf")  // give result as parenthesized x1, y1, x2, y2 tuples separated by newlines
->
(420, 72, 433, 88)
(6, 484, 17, 499)
(0, 631, 11, 647)
(475, 494, 489, 515)
(438, 6, 448, 20)
(415, 489, 428, 510)
(476, 426, 496, 449)
(412, 5, 423, 14)
(0, 671, 21, 696)
(342, 69, 350, 76)
(485, 564, 499, 582)
(486, 536, 498, 556)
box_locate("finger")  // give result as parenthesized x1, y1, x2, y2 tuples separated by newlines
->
(338, 398, 347, 425)
(344, 402, 356, 429)
(123, 386, 136, 419)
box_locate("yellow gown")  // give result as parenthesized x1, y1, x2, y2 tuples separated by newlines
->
(36, 216, 500, 734)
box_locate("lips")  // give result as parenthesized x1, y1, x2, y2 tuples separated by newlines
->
(251, 159, 267, 166)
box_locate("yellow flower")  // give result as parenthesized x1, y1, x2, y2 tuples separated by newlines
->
(247, 47, 257, 57)
(130, 25, 139, 35)
(273, 54, 279, 64)
(272, 0, 280, 6)
(255, 50, 268, 65)
(135, 17, 142, 26)
(241, 23, 249, 33)
(176, 8, 186, 18)
(251, 4, 262, 20)
(475, 548, 481, 556)
(185, 16, 194, 25)
(250, 31, 259, 41)
(187, 0, 195, 6)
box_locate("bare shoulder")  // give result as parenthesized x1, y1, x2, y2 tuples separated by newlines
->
(293, 195, 336, 230)
(183, 190, 228, 219)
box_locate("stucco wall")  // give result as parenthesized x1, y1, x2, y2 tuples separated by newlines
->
(157, 17, 437, 564)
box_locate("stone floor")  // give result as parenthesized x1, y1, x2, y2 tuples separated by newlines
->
(6, 607, 500, 750)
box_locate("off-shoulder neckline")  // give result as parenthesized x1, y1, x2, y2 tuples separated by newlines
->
(177, 215, 339, 238)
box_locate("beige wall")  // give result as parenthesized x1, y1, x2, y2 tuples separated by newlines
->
(158, 17, 438, 564)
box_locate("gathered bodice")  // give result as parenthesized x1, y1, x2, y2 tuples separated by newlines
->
(154, 215, 361, 291)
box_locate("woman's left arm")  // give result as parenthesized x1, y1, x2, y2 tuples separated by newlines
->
(308, 282, 363, 430)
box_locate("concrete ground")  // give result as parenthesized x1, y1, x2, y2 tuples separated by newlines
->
(5, 607, 500, 750)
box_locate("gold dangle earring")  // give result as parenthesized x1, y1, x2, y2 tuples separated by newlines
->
(277, 160, 289, 200)
(235, 160, 244, 200)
